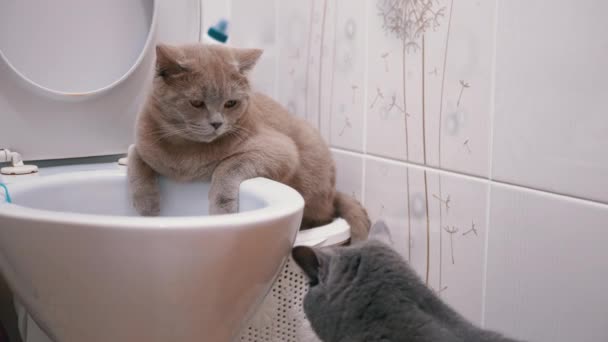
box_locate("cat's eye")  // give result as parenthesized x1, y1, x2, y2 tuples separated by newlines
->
(190, 100, 205, 108)
(224, 100, 238, 108)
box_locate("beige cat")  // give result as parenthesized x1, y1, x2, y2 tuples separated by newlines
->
(128, 43, 370, 241)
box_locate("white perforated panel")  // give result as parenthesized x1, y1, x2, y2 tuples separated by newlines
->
(239, 256, 321, 342)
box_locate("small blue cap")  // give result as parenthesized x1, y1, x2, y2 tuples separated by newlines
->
(207, 19, 229, 43)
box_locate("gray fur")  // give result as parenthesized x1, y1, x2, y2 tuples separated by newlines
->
(292, 222, 523, 342)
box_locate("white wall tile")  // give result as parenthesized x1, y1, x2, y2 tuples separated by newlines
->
(485, 184, 608, 341)
(276, 0, 364, 145)
(277, 0, 333, 139)
(366, 0, 495, 177)
(431, 171, 488, 326)
(332, 149, 363, 201)
(364, 157, 488, 324)
(327, 0, 366, 151)
(156, 0, 201, 44)
(366, 0, 418, 162)
(364, 157, 414, 262)
(492, 0, 608, 203)
(230, 0, 277, 97)
(276, 0, 307, 118)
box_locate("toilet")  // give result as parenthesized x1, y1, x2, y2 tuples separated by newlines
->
(0, 0, 350, 341)
(0, 169, 305, 342)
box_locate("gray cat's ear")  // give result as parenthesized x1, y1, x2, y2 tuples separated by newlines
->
(369, 220, 394, 247)
(233, 48, 263, 74)
(292, 246, 321, 286)
(155, 44, 186, 78)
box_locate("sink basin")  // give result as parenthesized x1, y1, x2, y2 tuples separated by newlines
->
(0, 169, 304, 342)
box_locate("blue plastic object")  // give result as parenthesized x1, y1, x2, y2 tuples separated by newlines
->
(0, 183, 11, 203)
(207, 19, 229, 43)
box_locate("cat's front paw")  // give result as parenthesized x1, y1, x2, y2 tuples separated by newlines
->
(132, 187, 161, 216)
(209, 192, 238, 215)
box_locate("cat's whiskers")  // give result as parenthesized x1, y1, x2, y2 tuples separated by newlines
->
(151, 126, 191, 141)
(225, 126, 252, 142)
(187, 126, 214, 136)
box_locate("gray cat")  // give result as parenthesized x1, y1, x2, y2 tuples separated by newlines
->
(292, 221, 523, 342)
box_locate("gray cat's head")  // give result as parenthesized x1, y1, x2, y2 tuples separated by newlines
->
(292, 221, 414, 341)
(150, 43, 262, 143)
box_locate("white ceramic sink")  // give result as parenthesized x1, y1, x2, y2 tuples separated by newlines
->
(0, 169, 304, 342)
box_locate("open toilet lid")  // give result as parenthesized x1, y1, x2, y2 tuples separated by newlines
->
(0, 0, 201, 162)
(0, 0, 156, 98)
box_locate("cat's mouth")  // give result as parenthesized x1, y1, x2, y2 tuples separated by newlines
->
(186, 125, 225, 143)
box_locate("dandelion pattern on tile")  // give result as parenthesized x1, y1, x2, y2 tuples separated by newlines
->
(272, 0, 495, 325)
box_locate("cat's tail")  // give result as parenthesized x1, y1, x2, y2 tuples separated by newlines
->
(334, 192, 371, 242)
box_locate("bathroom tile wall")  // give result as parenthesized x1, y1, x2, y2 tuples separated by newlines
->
(217, 0, 608, 340)
(484, 184, 608, 342)
(492, 1, 608, 203)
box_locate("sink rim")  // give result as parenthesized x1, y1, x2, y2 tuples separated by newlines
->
(0, 170, 305, 230)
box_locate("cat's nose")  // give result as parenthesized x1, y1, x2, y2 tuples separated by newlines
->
(210, 122, 223, 130)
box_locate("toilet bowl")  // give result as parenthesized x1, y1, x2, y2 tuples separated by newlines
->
(0, 164, 305, 341)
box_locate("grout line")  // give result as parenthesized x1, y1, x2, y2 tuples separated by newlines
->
(330, 147, 608, 208)
(327, 0, 338, 146)
(330, 146, 364, 156)
(198, 0, 204, 42)
(481, 0, 500, 328)
(355, 149, 488, 181)
(486, 0, 497, 182)
(487, 179, 608, 208)
(303, 0, 316, 122)
(317, 0, 329, 131)
(360, 0, 370, 206)
(273, 0, 279, 99)
(481, 180, 492, 328)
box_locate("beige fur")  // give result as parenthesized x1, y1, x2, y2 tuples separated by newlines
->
(128, 43, 370, 241)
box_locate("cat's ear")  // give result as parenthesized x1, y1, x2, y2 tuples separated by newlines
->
(232, 48, 263, 74)
(368, 220, 394, 247)
(292, 246, 321, 285)
(155, 44, 186, 78)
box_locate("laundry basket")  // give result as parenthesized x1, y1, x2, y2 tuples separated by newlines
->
(238, 219, 350, 342)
